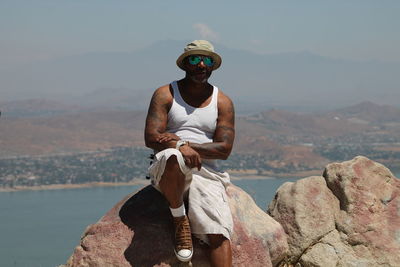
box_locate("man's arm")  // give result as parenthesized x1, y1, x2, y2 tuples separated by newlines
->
(144, 85, 178, 151)
(180, 91, 235, 160)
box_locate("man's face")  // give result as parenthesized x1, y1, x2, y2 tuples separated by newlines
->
(184, 55, 214, 84)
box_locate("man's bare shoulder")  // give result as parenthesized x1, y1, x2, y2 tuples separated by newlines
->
(155, 84, 173, 98)
(217, 89, 234, 109)
(151, 84, 174, 106)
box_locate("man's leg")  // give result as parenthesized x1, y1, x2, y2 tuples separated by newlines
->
(208, 234, 232, 267)
(158, 155, 186, 208)
(158, 155, 193, 262)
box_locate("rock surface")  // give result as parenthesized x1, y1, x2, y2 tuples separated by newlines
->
(64, 156, 400, 267)
(268, 156, 400, 266)
(65, 184, 288, 267)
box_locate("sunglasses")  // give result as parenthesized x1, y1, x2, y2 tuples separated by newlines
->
(187, 55, 215, 67)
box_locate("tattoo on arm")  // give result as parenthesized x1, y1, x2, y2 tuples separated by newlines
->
(190, 125, 235, 160)
(216, 125, 235, 144)
(144, 87, 173, 150)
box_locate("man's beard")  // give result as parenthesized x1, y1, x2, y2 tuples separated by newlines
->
(188, 70, 211, 84)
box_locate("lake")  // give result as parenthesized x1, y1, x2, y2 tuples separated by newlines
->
(0, 178, 293, 267)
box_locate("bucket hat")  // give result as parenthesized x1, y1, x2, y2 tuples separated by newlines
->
(176, 40, 222, 71)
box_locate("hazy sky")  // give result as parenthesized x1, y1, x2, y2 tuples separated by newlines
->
(1, 0, 399, 69)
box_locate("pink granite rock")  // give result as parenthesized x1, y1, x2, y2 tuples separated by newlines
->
(268, 176, 340, 262)
(65, 184, 288, 267)
(324, 156, 400, 266)
(269, 156, 400, 266)
(227, 184, 288, 266)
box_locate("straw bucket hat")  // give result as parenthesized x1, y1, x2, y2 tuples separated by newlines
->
(176, 40, 222, 71)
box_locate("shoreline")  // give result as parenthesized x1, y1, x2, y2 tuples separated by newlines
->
(0, 180, 150, 193)
(228, 169, 322, 179)
(0, 172, 309, 193)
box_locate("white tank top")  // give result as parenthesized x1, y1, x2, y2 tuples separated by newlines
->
(167, 80, 218, 144)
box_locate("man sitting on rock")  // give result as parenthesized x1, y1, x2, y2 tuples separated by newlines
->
(144, 40, 235, 266)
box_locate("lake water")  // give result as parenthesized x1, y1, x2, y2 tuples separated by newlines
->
(0, 173, 397, 267)
(0, 178, 294, 267)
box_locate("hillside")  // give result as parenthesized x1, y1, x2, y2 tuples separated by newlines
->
(0, 99, 82, 117)
(0, 110, 146, 156)
(327, 101, 400, 124)
(1, 101, 400, 176)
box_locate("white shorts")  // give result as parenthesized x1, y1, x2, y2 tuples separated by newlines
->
(148, 148, 233, 243)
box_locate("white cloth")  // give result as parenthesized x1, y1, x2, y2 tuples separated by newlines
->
(148, 148, 233, 244)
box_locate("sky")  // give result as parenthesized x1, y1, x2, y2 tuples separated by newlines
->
(1, 0, 400, 69)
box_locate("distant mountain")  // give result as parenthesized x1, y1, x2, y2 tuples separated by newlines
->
(1, 40, 400, 113)
(75, 87, 153, 110)
(328, 101, 400, 124)
(240, 108, 368, 138)
(0, 99, 82, 117)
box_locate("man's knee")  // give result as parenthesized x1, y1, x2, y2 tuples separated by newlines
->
(208, 234, 230, 249)
(164, 155, 183, 174)
(166, 154, 179, 167)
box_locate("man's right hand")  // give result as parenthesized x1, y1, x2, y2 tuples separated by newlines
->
(156, 132, 180, 144)
(179, 144, 202, 171)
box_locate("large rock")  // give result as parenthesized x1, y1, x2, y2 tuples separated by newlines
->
(65, 184, 288, 267)
(268, 176, 340, 262)
(268, 156, 400, 266)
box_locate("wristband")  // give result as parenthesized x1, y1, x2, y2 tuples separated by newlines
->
(175, 140, 188, 150)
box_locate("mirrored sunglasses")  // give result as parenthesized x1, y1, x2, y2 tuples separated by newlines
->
(188, 55, 215, 67)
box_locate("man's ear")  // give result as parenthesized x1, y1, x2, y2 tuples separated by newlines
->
(182, 61, 191, 72)
(182, 58, 189, 68)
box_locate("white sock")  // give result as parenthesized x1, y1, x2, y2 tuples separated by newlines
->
(170, 204, 186, 217)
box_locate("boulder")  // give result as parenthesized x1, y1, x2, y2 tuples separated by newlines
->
(268, 156, 400, 266)
(268, 176, 339, 262)
(65, 184, 288, 267)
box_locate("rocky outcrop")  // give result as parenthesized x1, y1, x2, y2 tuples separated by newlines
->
(65, 184, 288, 267)
(64, 156, 400, 267)
(268, 156, 400, 266)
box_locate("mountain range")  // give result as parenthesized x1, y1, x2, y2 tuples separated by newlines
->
(1, 40, 399, 114)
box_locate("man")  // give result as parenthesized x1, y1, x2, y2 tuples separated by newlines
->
(144, 40, 235, 266)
